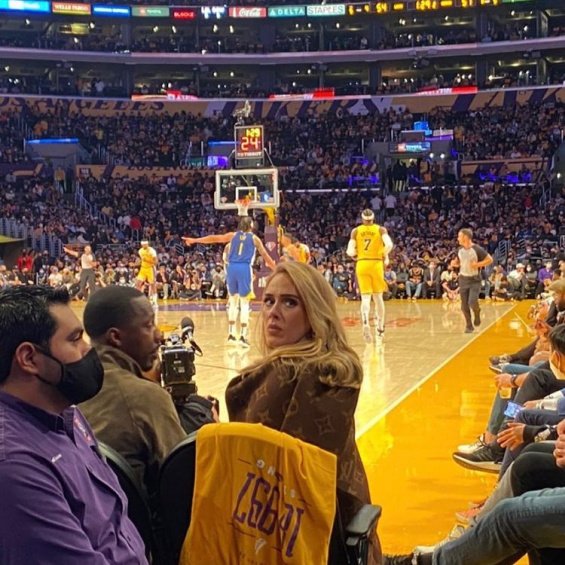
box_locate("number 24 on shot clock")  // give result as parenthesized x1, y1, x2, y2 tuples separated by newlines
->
(235, 125, 264, 158)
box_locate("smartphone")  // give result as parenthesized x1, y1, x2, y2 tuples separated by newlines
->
(504, 401, 523, 419)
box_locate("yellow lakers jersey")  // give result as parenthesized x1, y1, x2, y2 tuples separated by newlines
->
(355, 224, 384, 260)
(181, 423, 337, 565)
(297, 244, 309, 264)
(139, 247, 156, 269)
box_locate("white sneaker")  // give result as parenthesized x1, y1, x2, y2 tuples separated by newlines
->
(363, 326, 372, 344)
(376, 329, 385, 341)
(226, 335, 238, 346)
(414, 524, 465, 554)
(239, 336, 250, 348)
(456, 434, 486, 455)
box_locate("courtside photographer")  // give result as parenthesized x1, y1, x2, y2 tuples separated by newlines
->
(79, 286, 216, 506)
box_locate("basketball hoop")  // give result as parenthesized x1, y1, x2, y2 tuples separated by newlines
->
(236, 198, 251, 217)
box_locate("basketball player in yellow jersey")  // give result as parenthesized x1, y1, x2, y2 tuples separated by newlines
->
(136, 240, 158, 307)
(347, 209, 394, 343)
(295, 239, 311, 264)
(280, 234, 311, 264)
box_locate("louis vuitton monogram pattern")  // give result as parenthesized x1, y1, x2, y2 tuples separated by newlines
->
(226, 362, 382, 564)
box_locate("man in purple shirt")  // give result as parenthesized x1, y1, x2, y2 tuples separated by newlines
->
(0, 286, 148, 564)
(537, 261, 554, 297)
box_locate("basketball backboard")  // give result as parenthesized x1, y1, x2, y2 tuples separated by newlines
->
(214, 168, 279, 210)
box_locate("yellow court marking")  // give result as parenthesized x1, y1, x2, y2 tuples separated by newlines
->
(355, 307, 514, 439)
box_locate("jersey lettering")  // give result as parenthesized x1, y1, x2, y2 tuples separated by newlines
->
(228, 232, 256, 264)
(232, 471, 304, 558)
(355, 225, 384, 260)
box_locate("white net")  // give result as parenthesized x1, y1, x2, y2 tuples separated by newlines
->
(236, 199, 251, 217)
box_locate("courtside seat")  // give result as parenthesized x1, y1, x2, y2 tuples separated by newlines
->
(158, 433, 197, 565)
(98, 441, 160, 563)
(159, 424, 381, 565)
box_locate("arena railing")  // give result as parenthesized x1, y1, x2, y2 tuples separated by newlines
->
(0, 217, 64, 257)
(74, 182, 116, 229)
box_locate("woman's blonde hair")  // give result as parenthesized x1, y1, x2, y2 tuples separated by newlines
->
(243, 262, 363, 388)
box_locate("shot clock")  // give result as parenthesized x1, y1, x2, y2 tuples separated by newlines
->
(234, 125, 265, 167)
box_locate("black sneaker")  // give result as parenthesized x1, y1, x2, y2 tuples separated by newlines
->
(489, 354, 511, 365)
(474, 311, 481, 327)
(452, 443, 504, 473)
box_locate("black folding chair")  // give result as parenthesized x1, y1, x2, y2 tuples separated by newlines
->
(329, 502, 382, 565)
(98, 441, 159, 563)
(158, 433, 197, 565)
(158, 432, 381, 565)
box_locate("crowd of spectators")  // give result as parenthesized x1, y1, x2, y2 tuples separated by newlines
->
(0, 18, 552, 56)
(0, 111, 26, 163)
(431, 104, 563, 160)
(2, 168, 564, 305)
(2, 98, 560, 171)
(1, 66, 559, 100)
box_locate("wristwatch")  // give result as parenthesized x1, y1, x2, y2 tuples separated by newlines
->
(534, 427, 553, 443)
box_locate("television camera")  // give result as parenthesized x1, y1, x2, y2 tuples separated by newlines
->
(160, 316, 202, 403)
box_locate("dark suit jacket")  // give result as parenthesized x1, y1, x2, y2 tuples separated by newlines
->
(423, 267, 441, 285)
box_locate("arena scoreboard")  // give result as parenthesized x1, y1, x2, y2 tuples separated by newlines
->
(373, 0, 525, 11)
(234, 125, 265, 167)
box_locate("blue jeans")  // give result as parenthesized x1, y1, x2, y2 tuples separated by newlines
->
(406, 281, 422, 298)
(501, 361, 546, 375)
(434, 487, 565, 564)
(487, 390, 517, 436)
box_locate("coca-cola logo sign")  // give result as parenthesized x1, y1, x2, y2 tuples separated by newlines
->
(228, 6, 267, 18)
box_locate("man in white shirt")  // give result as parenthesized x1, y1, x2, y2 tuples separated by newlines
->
(64, 245, 96, 300)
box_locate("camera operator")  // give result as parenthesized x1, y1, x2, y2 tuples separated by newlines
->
(79, 286, 214, 504)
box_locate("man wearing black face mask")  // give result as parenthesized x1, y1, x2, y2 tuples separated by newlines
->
(0, 286, 147, 564)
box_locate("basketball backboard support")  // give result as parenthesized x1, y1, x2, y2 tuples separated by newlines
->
(215, 168, 279, 210)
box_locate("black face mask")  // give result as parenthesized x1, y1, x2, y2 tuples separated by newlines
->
(35, 347, 104, 405)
